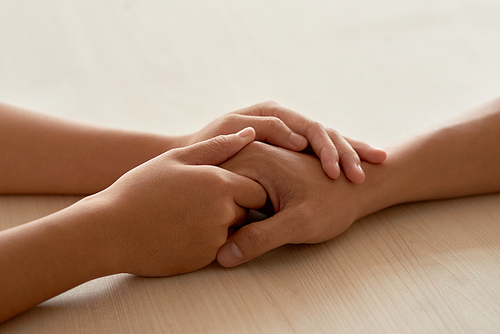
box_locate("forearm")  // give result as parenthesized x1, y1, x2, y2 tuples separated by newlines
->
(0, 196, 116, 323)
(0, 103, 187, 194)
(359, 97, 500, 218)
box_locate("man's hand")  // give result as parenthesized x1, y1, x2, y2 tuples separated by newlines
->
(217, 97, 500, 267)
(217, 142, 371, 266)
(186, 101, 386, 183)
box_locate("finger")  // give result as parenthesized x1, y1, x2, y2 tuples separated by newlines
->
(326, 129, 365, 184)
(171, 127, 256, 165)
(344, 137, 387, 163)
(217, 212, 290, 267)
(236, 102, 340, 179)
(221, 169, 267, 210)
(234, 115, 309, 151)
(228, 204, 250, 232)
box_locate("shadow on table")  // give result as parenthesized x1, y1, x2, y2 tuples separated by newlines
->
(1, 194, 499, 333)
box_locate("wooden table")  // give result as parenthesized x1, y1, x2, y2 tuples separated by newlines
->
(1, 1, 499, 333)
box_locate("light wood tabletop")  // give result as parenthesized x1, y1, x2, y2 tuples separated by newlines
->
(1, 1, 499, 333)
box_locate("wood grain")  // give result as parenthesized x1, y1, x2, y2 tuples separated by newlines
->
(1, 195, 499, 333)
(1, 1, 499, 333)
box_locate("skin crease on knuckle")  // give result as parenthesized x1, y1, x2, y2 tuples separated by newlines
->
(243, 223, 275, 252)
(206, 135, 233, 161)
(286, 207, 317, 244)
(261, 116, 287, 141)
(304, 121, 327, 147)
(219, 114, 242, 131)
(339, 150, 360, 165)
(257, 100, 281, 117)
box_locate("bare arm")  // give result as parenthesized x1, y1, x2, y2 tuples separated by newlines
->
(359, 96, 500, 217)
(0, 101, 386, 194)
(0, 102, 181, 194)
(0, 130, 266, 323)
(218, 97, 500, 266)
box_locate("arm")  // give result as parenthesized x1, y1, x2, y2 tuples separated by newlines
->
(0, 129, 266, 323)
(0, 101, 386, 194)
(364, 96, 500, 210)
(217, 97, 500, 266)
(0, 102, 182, 194)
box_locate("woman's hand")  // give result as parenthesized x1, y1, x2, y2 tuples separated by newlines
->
(185, 101, 387, 183)
(0, 128, 267, 322)
(94, 128, 267, 276)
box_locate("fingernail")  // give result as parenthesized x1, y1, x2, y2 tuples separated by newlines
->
(237, 127, 254, 138)
(289, 133, 307, 148)
(218, 242, 243, 266)
(357, 164, 364, 173)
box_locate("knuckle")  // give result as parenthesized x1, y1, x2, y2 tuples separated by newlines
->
(209, 135, 232, 156)
(312, 121, 325, 131)
(339, 149, 360, 163)
(166, 147, 182, 159)
(222, 113, 240, 123)
(307, 121, 323, 133)
(326, 127, 340, 137)
(289, 209, 319, 243)
(263, 116, 284, 129)
(256, 100, 282, 116)
(243, 224, 274, 251)
(211, 169, 231, 189)
(261, 100, 280, 109)
(216, 114, 242, 131)
(304, 121, 326, 141)
(245, 141, 270, 155)
(165, 147, 188, 163)
(212, 134, 232, 146)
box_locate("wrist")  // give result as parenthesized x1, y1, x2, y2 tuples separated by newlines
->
(353, 160, 404, 220)
(67, 194, 124, 278)
(0, 194, 120, 321)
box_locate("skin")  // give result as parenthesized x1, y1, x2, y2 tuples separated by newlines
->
(0, 128, 266, 323)
(3, 96, 499, 321)
(0, 101, 385, 194)
(0, 101, 384, 322)
(217, 97, 500, 266)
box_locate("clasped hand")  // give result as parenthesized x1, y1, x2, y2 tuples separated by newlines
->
(92, 102, 386, 276)
(218, 142, 379, 267)
(86, 128, 266, 276)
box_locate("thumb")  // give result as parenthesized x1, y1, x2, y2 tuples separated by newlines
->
(217, 212, 289, 267)
(173, 127, 256, 165)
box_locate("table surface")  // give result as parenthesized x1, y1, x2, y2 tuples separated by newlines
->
(1, 1, 499, 333)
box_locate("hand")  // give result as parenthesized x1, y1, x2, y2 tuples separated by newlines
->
(185, 101, 387, 183)
(90, 128, 267, 276)
(217, 142, 375, 267)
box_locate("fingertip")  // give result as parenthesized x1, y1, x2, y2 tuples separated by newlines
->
(217, 241, 243, 267)
(320, 147, 341, 179)
(237, 127, 256, 140)
(363, 148, 387, 164)
(351, 164, 366, 184)
(322, 162, 340, 180)
(373, 149, 387, 163)
(360, 144, 387, 164)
